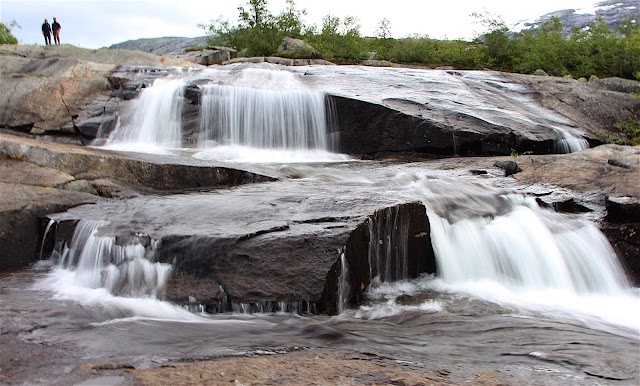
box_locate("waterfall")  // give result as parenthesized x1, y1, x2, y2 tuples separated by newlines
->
(367, 207, 410, 283)
(105, 78, 186, 148)
(198, 83, 331, 150)
(51, 220, 172, 298)
(99, 66, 336, 158)
(338, 248, 350, 314)
(427, 199, 630, 295)
(553, 137, 590, 153)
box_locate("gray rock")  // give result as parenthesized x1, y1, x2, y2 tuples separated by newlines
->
(0, 133, 276, 269)
(361, 60, 395, 67)
(46, 187, 435, 314)
(277, 37, 319, 58)
(0, 45, 196, 137)
(589, 77, 640, 94)
(197, 47, 237, 65)
(507, 72, 640, 138)
(494, 160, 523, 176)
(108, 36, 210, 55)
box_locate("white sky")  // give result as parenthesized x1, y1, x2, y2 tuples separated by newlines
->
(1, 0, 598, 49)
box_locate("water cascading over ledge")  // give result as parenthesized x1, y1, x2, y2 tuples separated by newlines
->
(427, 201, 631, 295)
(323, 202, 437, 315)
(45, 220, 172, 299)
(102, 66, 337, 154)
(198, 84, 332, 150)
(106, 78, 186, 148)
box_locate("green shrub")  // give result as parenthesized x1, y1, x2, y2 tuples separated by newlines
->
(200, 2, 640, 80)
(0, 21, 19, 44)
(603, 118, 640, 146)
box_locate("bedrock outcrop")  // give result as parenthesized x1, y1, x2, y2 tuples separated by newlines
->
(0, 134, 274, 268)
(0, 44, 197, 139)
(2, 45, 639, 158)
(44, 180, 437, 314)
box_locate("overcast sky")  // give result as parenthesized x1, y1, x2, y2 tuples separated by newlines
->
(1, 0, 598, 49)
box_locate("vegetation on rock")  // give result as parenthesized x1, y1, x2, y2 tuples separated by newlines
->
(604, 118, 640, 146)
(202, 1, 640, 79)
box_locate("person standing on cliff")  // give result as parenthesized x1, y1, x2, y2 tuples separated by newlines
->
(41, 19, 52, 45)
(52, 17, 61, 45)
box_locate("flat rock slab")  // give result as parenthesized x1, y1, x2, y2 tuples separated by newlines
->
(0, 133, 276, 269)
(48, 175, 433, 312)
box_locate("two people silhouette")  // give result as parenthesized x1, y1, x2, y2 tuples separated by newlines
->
(41, 17, 61, 46)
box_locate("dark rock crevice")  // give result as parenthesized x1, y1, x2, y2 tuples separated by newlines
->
(321, 202, 436, 315)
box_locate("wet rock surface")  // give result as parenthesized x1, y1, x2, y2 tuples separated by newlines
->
(1, 44, 639, 386)
(3, 44, 639, 159)
(46, 180, 436, 313)
(0, 134, 274, 268)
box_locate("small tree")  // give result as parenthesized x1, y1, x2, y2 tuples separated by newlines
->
(276, 0, 306, 37)
(375, 18, 391, 39)
(471, 11, 512, 69)
(0, 20, 20, 45)
(238, 0, 272, 30)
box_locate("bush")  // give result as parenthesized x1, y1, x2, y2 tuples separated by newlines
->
(0, 21, 19, 44)
(200, 3, 640, 80)
(602, 119, 640, 146)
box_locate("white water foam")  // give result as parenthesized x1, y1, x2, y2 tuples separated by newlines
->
(34, 267, 202, 322)
(37, 220, 200, 321)
(198, 82, 332, 151)
(192, 145, 350, 163)
(346, 170, 638, 332)
(106, 78, 186, 148)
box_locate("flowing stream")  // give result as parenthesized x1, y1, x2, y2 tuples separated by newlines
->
(2, 64, 636, 385)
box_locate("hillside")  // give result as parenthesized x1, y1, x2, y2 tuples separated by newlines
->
(516, 0, 640, 37)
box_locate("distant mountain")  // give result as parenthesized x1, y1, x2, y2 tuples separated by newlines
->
(515, 0, 640, 36)
(109, 36, 210, 55)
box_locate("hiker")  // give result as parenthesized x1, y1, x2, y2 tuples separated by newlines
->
(52, 17, 61, 45)
(42, 19, 52, 45)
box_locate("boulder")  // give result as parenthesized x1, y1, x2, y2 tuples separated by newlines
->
(494, 160, 523, 176)
(277, 37, 320, 59)
(361, 60, 395, 67)
(43, 178, 437, 314)
(197, 47, 237, 65)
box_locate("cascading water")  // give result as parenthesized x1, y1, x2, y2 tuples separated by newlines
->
(337, 248, 350, 314)
(344, 170, 638, 328)
(105, 78, 186, 149)
(48, 220, 172, 299)
(98, 65, 343, 162)
(367, 207, 410, 283)
(553, 136, 590, 153)
(198, 83, 330, 150)
(428, 201, 630, 294)
(391, 173, 631, 295)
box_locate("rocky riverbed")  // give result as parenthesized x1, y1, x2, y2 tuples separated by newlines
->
(0, 44, 639, 385)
